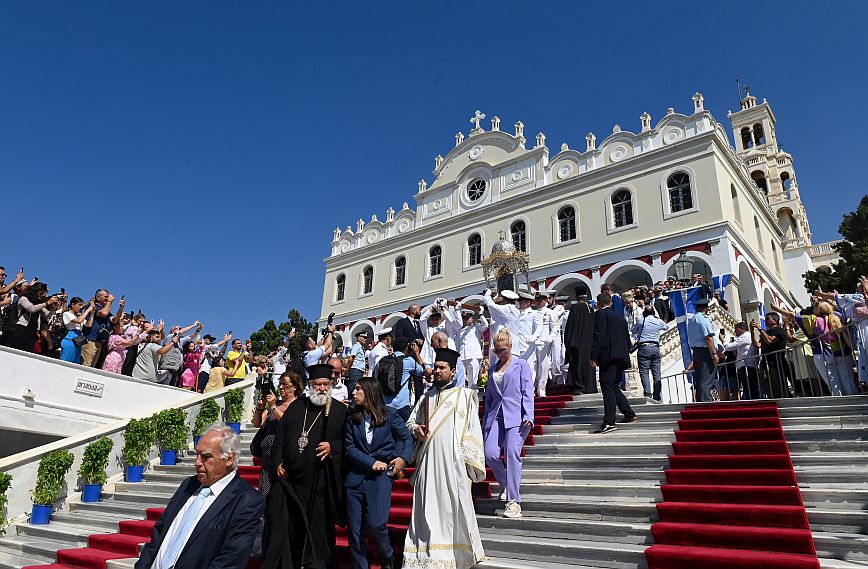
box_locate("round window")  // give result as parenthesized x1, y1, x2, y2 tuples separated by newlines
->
(467, 179, 486, 202)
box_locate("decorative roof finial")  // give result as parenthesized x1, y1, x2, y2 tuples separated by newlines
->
(693, 92, 705, 112)
(491, 116, 501, 131)
(666, 107, 675, 115)
(535, 132, 546, 148)
(586, 132, 596, 151)
(386, 207, 395, 223)
(514, 121, 524, 139)
(640, 112, 651, 132)
(469, 110, 486, 134)
(371, 213, 378, 222)
(356, 218, 365, 233)
(560, 142, 569, 151)
(401, 202, 409, 210)
(455, 132, 465, 146)
(434, 154, 443, 168)
(333, 227, 341, 242)
(418, 179, 428, 193)
(612, 124, 621, 134)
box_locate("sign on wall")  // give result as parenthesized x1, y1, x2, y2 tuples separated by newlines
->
(74, 379, 105, 398)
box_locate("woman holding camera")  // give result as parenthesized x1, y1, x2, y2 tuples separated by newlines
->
(344, 377, 413, 569)
(4, 282, 62, 353)
(59, 297, 95, 363)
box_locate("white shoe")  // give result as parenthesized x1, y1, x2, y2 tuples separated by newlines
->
(503, 501, 522, 518)
(498, 489, 507, 501)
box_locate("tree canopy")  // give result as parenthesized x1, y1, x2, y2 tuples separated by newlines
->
(249, 308, 317, 358)
(803, 194, 868, 294)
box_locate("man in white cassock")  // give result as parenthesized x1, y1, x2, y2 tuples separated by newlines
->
(403, 347, 486, 569)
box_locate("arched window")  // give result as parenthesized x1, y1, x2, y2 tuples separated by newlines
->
(362, 266, 373, 295)
(740, 127, 753, 150)
(467, 234, 482, 266)
(754, 217, 764, 255)
(335, 274, 345, 302)
(731, 184, 742, 226)
(753, 123, 766, 145)
(771, 241, 780, 273)
(557, 206, 577, 242)
(780, 172, 793, 195)
(429, 245, 442, 277)
(394, 256, 406, 286)
(667, 172, 693, 213)
(612, 190, 634, 228)
(511, 220, 527, 252)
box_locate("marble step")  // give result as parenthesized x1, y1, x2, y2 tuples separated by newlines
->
(479, 531, 648, 569)
(475, 497, 658, 524)
(813, 530, 868, 563)
(477, 514, 652, 545)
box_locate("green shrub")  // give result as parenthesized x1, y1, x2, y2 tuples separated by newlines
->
(193, 399, 221, 437)
(0, 472, 12, 533)
(122, 418, 155, 466)
(153, 408, 189, 451)
(224, 388, 245, 423)
(77, 437, 114, 485)
(32, 450, 74, 505)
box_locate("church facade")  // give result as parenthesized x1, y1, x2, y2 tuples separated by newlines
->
(320, 91, 830, 347)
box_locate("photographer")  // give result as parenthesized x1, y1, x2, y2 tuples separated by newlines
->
(301, 322, 336, 374)
(131, 324, 181, 382)
(344, 377, 413, 569)
(3, 282, 62, 353)
(386, 336, 428, 420)
(59, 297, 95, 363)
(81, 289, 124, 368)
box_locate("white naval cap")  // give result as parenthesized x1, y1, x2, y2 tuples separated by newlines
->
(377, 327, 392, 337)
(518, 291, 535, 300)
(500, 289, 519, 300)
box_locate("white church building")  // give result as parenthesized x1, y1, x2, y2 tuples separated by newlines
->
(319, 91, 837, 348)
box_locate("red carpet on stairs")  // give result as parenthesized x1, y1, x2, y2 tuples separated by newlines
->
(23, 390, 567, 569)
(644, 401, 820, 569)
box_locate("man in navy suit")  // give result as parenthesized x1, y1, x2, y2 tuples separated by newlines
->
(590, 293, 637, 434)
(136, 425, 265, 569)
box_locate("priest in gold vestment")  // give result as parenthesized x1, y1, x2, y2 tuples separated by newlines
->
(403, 347, 486, 569)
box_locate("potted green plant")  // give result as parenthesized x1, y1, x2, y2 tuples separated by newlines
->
(0, 472, 12, 534)
(153, 408, 188, 466)
(31, 449, 74, 525)
(193, 399, 221, 446)
(224, 388, 245, 434)
(122, 417, 155, 482)
(77, 437, 114, 503)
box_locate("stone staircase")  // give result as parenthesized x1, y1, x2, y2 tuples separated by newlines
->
(0, 394, 866, 568)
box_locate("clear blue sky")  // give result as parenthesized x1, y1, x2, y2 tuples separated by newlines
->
(2, 1, 865, 340)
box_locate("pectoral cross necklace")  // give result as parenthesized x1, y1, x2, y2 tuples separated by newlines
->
(298, 404, 323, 453)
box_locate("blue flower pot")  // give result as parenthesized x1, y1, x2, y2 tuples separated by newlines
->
(31, 504, 52, 525)
(227, 422, 241, 435)
(161, 449, 178, 466)
(82, 484, 102, 502)
(126, 465, 144, 482)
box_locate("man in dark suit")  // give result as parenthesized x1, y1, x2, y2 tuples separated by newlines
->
(590, 293, 637, 434)
(393, 304, 424, 349)
(136, 425, 265, 569)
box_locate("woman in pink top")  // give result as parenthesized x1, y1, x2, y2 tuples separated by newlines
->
(102, 322, 142, 374)
(180, 341, 204, 390)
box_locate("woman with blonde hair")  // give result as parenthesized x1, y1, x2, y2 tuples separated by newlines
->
(482, 328, 534, 519)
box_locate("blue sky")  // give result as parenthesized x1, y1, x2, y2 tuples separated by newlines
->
(2, 1, 865, 340)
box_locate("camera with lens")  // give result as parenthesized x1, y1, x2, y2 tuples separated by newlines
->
(321, 312, 335, 337)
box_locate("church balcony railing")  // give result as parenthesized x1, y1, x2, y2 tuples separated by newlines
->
(811, 240, 842, 257)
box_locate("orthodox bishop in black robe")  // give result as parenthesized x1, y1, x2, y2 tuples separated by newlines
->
(264, 383, 347, 569)
(564, 299, 597, 394)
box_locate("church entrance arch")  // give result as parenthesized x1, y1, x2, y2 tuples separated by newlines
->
(604, 263, 653, 293)
(547, 274, 592, 300)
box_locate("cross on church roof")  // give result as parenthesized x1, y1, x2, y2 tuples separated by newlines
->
(470, 110, 486, 132)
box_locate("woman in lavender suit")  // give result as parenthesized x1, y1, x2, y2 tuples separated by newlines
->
(483, 329, 535, 519)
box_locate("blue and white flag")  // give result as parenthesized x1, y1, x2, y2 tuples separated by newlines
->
(669, 286, 702, 370)
(758, 302, 766, 330)
(712, 274, 733, 301)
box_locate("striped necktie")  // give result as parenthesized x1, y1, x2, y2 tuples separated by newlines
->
(161, 486, 212, 568)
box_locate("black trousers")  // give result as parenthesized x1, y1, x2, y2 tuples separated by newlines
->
(599, 358, 635, 427)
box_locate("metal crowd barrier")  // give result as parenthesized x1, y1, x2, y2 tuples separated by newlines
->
(658, 318, 866, 403)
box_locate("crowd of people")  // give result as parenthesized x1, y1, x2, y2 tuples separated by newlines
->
(0, 265, 251, 390)
(4, 261, 867, 569)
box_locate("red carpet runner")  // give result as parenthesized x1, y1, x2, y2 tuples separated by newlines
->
(23, 390, 571, 569)
(644, 400, 820, 569)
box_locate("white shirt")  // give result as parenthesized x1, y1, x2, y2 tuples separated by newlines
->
(151, 470, 237, 569)
(457, 316, 487, 360)
(272, 346, 288, 377)
(483, 293, 521, 356)
(63, 310, 82, 331)
(368, 343, 390, 376)
(517, 307, 542, 355)
(723, 331, 759, 369)
(363, 412, 374, 444)
(419, 305, 460, 365)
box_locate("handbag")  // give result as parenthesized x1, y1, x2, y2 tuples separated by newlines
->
(72, 334, 88, 347)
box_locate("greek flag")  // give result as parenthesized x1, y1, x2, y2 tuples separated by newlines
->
(668, 286, 703, 369)
(758, 302, 767, 330)
(712, 274, 733, 301)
